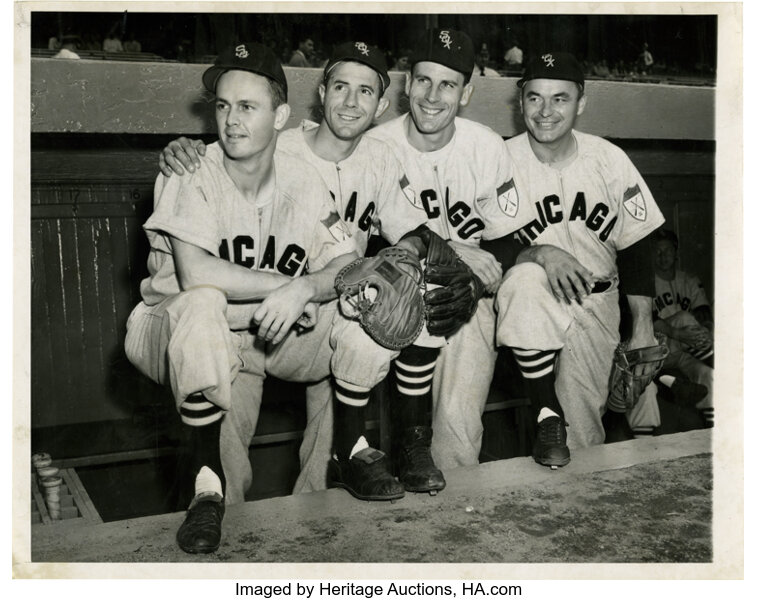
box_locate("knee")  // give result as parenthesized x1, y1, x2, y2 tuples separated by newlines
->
(497, 262, 550, 302)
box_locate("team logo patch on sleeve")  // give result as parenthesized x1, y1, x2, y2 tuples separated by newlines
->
(400, 174, 421, 209)
(321, 210, 352, 242)
(496, 179, 519, 217)
(623, 184, 647, 221)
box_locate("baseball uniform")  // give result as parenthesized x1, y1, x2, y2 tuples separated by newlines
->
(367, 114, 533, 469)
(125, 142, 398, 504)
(653, 270, 713, 407)
(496, 130, 665, 448)
(275, 120, 428, 493)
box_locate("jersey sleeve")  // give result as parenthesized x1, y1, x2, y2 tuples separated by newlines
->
(685, 273, 710, 309)
(371, 145, 428, 244)
(306, 184, 359, 271)
(475, 137, 535, 241)
(143, 172, 221, 256)
(610, 151, 665, 251)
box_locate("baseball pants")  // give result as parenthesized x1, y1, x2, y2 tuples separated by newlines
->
(428, 297, 498, 470)
(125, 288, 396, 505)
(661, 311, 713, 410)
(495, 262, 621, 448)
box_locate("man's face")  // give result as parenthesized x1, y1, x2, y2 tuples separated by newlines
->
(406, 61, 472, 135)
(655, 240, 677, 272)
(215, 70, 285, 161)
(520, 78, 586, 146)
(302, 39, 315, 55)
(320, 61, 387, 141)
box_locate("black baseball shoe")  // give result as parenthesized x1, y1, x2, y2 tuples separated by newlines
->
(398, 426, 446, 493)
(327, 447, 405, 501)
(176, 493, 225, 554)
(533, 416, 571, 467)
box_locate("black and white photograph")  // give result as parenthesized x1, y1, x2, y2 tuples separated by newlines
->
(13, 0, 743, 585)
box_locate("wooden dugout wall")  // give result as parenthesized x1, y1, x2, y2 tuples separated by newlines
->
(29, 58, 715, 438)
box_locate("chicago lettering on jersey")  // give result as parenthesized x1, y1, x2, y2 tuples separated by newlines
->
(337, 191, 375, 232)
(218, 235, 306, 276)
(654, 291, 692, 314)
(418, 187, 484, 240)
(515, 192, 617, 245)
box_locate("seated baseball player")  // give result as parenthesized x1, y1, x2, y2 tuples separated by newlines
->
(124, 42, 401, 553)
(156, 41, 483, 501)
(489, 53, 665, 464)
(651, 228, 713, 426)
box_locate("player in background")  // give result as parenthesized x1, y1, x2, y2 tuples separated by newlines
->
(157, 42, 478, 501)
(366, 29, 534, 473)
(651, 228, 714, 426)
(492, 53, 665, 464)
(126, 43, 413, 553)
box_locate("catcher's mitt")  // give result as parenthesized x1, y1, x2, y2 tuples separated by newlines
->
(335, 246, 425, 350)
(608, 333, 669, 411)
(419, 230, 485, 338)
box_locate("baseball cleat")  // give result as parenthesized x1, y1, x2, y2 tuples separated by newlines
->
(398, 426, 447, 493)
(327, 448, 405, 501)
(176, 493, 225, 554)
(533, 416, 571, 467)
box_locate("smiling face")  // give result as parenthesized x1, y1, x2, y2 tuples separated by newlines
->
(406, 61, 472, 137)
(520, 78, 586, 148)
(214, 70, 289, 162)
(320, 61, 388, 141)
(655, 239, 677, 273)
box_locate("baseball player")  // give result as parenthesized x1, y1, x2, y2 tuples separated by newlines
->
(365, 28, 533, 472)
(493, 52, 665, 463)
(125, 42, 408, 553)
(158, 41, 480, 500)
(651, 228, 714, 425)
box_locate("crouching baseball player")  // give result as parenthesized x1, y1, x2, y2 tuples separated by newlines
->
(125, 42, 401, 553)
(491, 53, 666, 465)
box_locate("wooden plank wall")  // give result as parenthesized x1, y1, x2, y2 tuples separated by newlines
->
(29, 60, 715, 435)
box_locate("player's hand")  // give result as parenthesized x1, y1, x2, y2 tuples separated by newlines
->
(534, 245, 595, 304)
(675, 324, 712, 349)
(296, 302, 319, 329)
(447, 241, 503, 294)
(158, 137, 207, 177)
(253, 279, 316, 345)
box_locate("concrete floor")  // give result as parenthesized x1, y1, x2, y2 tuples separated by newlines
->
(23, 430, 713, 574)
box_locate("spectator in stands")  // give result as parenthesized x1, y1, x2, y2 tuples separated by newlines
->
(503, 40, 523, 69)
(638, 42, 654, 75)
(592, 59, 611, 78)
(473, 43, 501, 77)
(103, 31, 124, 53)
(48, 35, 60, 51)
(289, 36, 315, 67)
(123, 33, 142, 53)
(53, 35, 80, 59)
(651, 228, 714, 427)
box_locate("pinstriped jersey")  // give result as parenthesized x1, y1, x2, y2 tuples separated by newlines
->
(506, 130, 665, 280)
(277, 120, 428, 254)
(140, 142, 357, 306)
(366, 114, 531, 245)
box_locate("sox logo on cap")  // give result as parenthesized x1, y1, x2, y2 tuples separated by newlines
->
(541, 54, 555, 67)
(439, 30, 453, 49)
(235, 44, 249, 59)
(355, 42, 370, 56)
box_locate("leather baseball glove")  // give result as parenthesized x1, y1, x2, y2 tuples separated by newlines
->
(335, 246, 425, 350)
(419, 230, 485, 338)
(608, 333, 669, 411)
